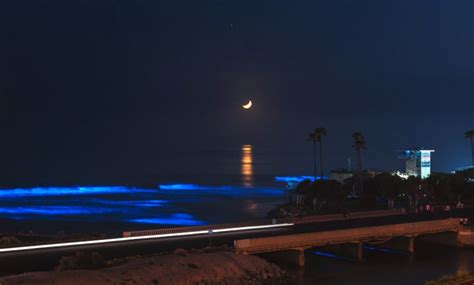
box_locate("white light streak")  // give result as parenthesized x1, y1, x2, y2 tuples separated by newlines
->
(0, 223, 294, 253)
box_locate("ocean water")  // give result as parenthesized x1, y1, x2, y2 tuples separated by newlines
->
(0, 145, 297, 236)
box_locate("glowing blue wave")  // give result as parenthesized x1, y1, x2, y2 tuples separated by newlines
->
(129, 213, 206, 226)
(159, 184, 233, 190)
(0, 186, 155, 198)
(158, 184, 284, 196)
(92, 199, 167, 207)
(274, 176, 328, 183)
(0, 206, 112, 215)
(0, 184, 285, 226)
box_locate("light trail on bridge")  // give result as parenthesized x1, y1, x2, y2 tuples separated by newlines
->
(0, 223, 294, 253)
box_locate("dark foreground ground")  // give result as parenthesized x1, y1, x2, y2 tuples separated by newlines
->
(0, 249, 286, 285)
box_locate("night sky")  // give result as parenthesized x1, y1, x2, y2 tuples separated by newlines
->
(1, 1, 473, 186)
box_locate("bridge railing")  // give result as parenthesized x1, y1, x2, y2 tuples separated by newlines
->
(123, 220, 273, 237)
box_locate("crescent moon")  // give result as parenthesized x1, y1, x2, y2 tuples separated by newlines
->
(242, 100, 253, 109)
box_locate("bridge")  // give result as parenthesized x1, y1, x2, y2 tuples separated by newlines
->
(234, 218, 467, 266)
(0, 208, 472, 273)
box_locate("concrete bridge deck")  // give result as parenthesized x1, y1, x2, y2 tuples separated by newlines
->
(235, 218, 460, 254)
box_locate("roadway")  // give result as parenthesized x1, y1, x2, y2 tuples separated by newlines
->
(0, 208, 471, 274)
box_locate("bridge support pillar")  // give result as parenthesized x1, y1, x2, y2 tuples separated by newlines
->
(458, 227, 474, 247)
(260, 249, 305, 267)
(408, 236, 415, 254)
(296, 249, 305, 267)
(357, 242, 363, 262)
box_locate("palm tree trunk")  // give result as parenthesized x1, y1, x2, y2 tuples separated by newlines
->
(471, 137, 474, 166)
(313, 141, 318, 180)
(358, 149, 363, 194)
(319, 140, 324, 178)
(357, 149, 362, 172)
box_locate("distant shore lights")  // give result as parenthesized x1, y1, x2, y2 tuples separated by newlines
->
(242, 145, 253, 187)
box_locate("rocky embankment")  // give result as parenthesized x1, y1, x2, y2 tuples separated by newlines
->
(0, 249, 286, 285)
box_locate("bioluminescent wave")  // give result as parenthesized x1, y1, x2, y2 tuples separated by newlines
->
(92, 199, 167, 207)
(159, 184, 234, 190)
(274, 176, 329, 183)
(0, 184, 286, 231)
(129, 213, 206, 226)
(0, 206, 112, 215)
(158, 184, 285, 196)
(0, 186, 154, 198)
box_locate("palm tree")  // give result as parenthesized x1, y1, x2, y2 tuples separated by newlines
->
(352, 132, 366, 194)
(465, 130, 474, 166)
(314, 128, 327, 178)
(308, 130, 318, 180)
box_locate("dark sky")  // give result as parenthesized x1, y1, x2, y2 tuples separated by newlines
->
(1, 1, 473, 186)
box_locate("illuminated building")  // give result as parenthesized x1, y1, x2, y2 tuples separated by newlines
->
(397, 148, 435, 179)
